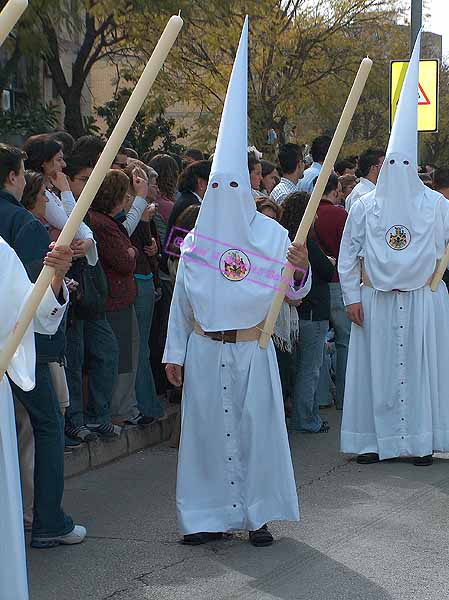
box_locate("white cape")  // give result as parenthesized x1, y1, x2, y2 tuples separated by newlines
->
(0, 236, 67, 600)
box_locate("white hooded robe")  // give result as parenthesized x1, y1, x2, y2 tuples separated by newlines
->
(338, 30, 449, 460)
(0, 236, 68, 600)
(163, 18, 310, 534)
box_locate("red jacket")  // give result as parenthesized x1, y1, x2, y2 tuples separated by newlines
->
(89, 211, 137, 311)
(314, 200, 347, 283)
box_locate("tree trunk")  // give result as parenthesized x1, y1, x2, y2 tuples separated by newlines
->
(63, 91, 85, 139)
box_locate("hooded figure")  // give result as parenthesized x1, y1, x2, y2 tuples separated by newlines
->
(163, 17, 311, 546)
(0, 236, 68, 600)
(338, 29, 449, 464)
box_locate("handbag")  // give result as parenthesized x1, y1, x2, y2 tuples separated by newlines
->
(71, 258, 109, 320)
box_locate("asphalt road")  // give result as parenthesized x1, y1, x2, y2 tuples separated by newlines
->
(28, 409, 449, 600)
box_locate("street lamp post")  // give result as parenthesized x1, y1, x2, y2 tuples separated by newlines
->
(411, 0, 423, 164)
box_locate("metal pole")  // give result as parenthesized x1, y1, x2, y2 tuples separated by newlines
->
(411, 0, 422, 165)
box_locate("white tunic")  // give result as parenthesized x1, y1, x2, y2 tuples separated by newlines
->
(163, 253, 310, 534)
(0, 237, 68, 600)
(339, 195, 449, 460)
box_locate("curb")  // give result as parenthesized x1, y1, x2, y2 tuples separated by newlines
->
(64, 407, 179, 479)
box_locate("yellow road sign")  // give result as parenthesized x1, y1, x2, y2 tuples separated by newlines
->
(390, 59, 439, 132)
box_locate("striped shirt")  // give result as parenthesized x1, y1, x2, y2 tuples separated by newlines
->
(270, 177, 300, 204)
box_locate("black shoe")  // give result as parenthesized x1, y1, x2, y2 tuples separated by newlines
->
(126, 413, 156, 426)
(182, 532, 223, 545)
(65, 423, 98, 443)
(87, 423, 118, 439)
(249, 524, 274, 547)
(413, 455, 433, 466)
(356, 453, 380, 464)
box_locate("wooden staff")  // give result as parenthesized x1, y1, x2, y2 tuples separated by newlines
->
(430, 246, 449, 291)
(0, 0, 27, 47)
(0, 14, 183, 379)
(259, 57, 373, 349)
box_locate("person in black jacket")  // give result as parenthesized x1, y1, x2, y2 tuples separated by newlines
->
(281, 191, 335, 433)
(163, 159, 211, 259)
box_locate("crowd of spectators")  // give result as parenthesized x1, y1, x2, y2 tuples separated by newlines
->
(0, 127, 446, 549)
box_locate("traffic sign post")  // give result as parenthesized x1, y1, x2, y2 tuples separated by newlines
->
(390, 59, 439, 133)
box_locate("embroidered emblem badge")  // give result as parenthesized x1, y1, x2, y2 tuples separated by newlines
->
(220, 249, 251, 281)
(385, 225, 411, 251)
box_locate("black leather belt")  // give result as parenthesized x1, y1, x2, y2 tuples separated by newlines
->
(203, 330, 237, 343)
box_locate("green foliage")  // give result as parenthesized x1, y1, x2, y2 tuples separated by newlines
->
(96, 89, 186, 156)
(0, 102, 59, 136)
(82, 114, 102, 136)
(127, 0, 406, 153)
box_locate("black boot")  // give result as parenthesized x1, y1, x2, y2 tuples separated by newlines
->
(356, 453, 380, 464)
(182, 532, 223, 545)
(413, 455, 433, 466)
(249, 524, 274, 547)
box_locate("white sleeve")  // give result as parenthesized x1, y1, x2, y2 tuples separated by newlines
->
(338, 199, 365, 306)
(162, 258, 195, 366)
(45, 190, 71, 232)
(33, 283, 69, 335)
(285, 265, 312, 301)
(122, 196, 147, 236)
(55, 191, 98, 265)
(281, 236, 312, 301)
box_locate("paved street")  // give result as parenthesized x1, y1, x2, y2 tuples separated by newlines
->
(28, 409, 449, 600)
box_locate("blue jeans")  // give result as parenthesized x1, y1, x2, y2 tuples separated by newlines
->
(291, 320, 329, 432)
(65, 316, 118, 427)
(12, 363, 74, 537)
(275, 346, 296, 401)
(316, 344, 334, 406)
(134, 278, 163, 417)
(329, 283, 351, 409)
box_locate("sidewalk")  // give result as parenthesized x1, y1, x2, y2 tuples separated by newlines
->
(30, 407, 449, 600)
(64, 406, 179, 478)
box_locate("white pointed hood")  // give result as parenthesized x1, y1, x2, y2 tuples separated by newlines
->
(178, 17, 290, 331)
(363, 29, 443, 292)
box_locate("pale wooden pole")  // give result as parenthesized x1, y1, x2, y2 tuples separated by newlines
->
(430, 247, 449, 292)
(259, 57, 373, 349)
(0, 14, 183, 379)
(0, 0, 28, 47)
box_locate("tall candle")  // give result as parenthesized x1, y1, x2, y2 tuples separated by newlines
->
(259, 57, 373, 349)
(0, 15, 183, 379)
(430, 245, 449, 291)
(0, 0, 28, 48)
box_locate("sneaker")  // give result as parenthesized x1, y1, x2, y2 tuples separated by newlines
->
(87, 423, 119, 439)
(31, 525, 87, 549)
(125, 413, 156, 426)
(65, 424, 98, 443)
(64, 435, 82, 449)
